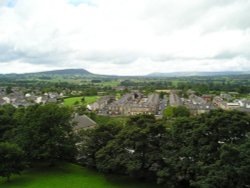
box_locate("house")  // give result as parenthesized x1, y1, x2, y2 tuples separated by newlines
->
(2, 97, 11, 104)
(35, 96, 48, 104)
(238, 99, 250, 109)
(187, 103, 215, 115)
(213, 96, 227, 109)
(107, 93, 160, 116)
(169, 91, 183, 106)
(72, 114, 97, 132)
(189, 94, 207, 105)
(202, 95, 213, 103)
(226, 102, 240, 110)
(12, 100, 31, 108)
(88, 95, 115, 111)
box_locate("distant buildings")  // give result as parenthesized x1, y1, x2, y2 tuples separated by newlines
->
(89, 92, 160, 116)
(108, 93, 160, 115)
(88, 95, 115, 112)
(183, 94, 215, 115)
(169, 91, 183, 106)
(0, 87, 62, 108)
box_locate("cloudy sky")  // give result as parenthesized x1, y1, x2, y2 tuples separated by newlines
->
(0, 0, 250, 75)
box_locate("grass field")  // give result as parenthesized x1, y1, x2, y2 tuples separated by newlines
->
(64, 96, 99, 106)
(0, 163, 160, 188)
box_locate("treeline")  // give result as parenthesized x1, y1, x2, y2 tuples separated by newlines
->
(176, 81, 250, 95)
(78, 110, 250, 188)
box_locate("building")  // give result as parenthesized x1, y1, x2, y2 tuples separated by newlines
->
(213, 96, 227, 109)
(187, 103, 215, 115)
(202, 95, 213, 103)
(189, 94, 207, 105)
(238, 99, 250, 109)
(88, 95, 115, 112)
(169, 91, 183, 106)
(107, 93, 160, 116)
(226, 102, 240, 110)
(72, 114, 97, 132)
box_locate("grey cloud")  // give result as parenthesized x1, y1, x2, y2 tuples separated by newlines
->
(214, 51, 250, 60)
(0, 42, 72, 66)
(77, 51, 145, 65)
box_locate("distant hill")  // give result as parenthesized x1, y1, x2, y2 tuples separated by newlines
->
(28, 69, 93, 76)
(146, 71, 250, 77)
(0, 68, 99, 79)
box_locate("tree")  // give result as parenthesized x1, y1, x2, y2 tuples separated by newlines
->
(189, 110, 250, 188)
(78, 123, 122, 167)
(0, 142, 25, 181)
(95, 115, 167, 180)
(14, 104, 76, 164)
(164, 106, 190, 119)
(158, 117, 195, 187)
(5, 86, 13, 95)
(0, 105, 16, 142)
(159, 110, 250, 187)
(81, 97, 85, 103)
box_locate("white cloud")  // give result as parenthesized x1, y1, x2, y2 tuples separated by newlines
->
(0, 0, 250, 75)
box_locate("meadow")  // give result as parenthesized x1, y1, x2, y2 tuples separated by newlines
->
(63, 96, 100, 106)
(0, 163, 160, 188)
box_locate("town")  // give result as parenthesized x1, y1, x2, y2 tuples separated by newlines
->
(1, 84, 250, 117)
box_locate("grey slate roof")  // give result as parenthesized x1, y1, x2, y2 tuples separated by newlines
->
(73, 114, 97, 131)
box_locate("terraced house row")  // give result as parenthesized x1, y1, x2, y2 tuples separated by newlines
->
(88, 92, 160, 116)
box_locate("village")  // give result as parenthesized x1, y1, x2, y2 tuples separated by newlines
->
(87, 89, 250, 116)
(1, 86, 250, 117)
(0, 87, 64, 107)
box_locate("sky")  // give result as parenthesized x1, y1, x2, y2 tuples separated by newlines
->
(0, 0, 250, 75)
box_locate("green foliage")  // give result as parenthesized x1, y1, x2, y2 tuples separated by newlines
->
(163, 106, 190, 118)
(79, 110, 250, 187)
(96, 115, 166, 181)
(78, 123, 122, 168)
(14, 104, 76, 164)
(0, 142, 25, 181)
(0, 105, 17, 142)
(5, 86, 13, 95)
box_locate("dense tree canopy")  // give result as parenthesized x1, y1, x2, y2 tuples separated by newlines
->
(0, 105, 16, 142)
(78, 110, 250, 187)
(13, 104, 76, 164)
(0, 142, 25, 181)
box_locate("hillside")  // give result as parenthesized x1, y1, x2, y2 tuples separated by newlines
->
(0, 69, 100, 79)
(33, 69, 93, 75)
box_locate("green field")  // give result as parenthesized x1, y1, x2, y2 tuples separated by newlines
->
(64, 96, 99, 106)
(0, 163, 160, 188)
